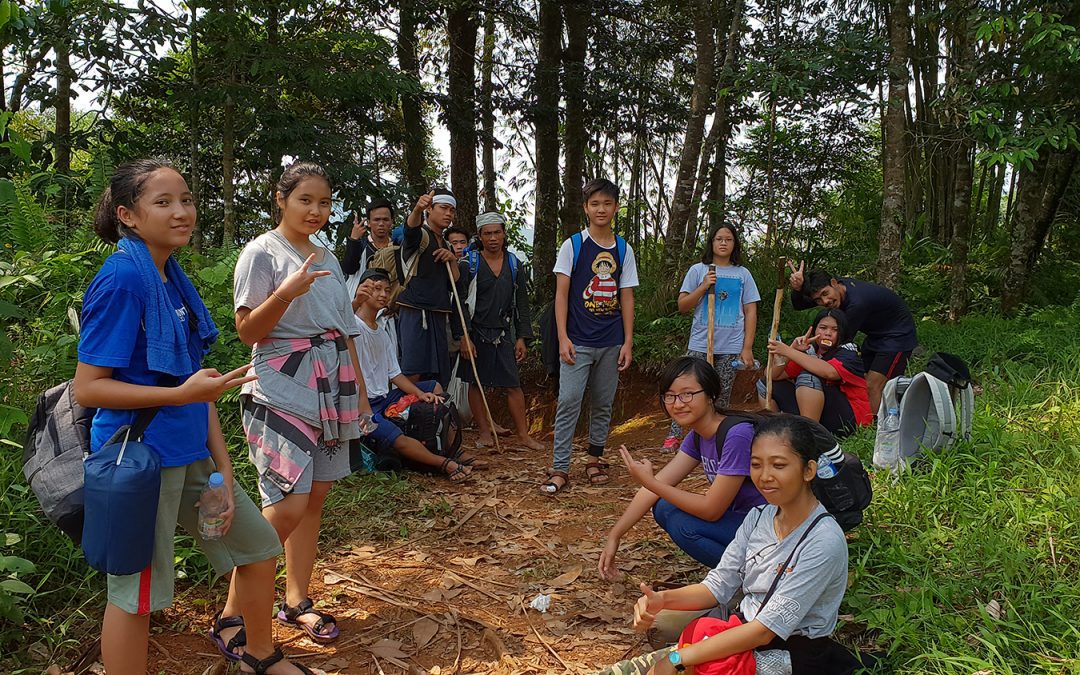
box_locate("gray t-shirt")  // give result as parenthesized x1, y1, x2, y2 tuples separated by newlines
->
(680, 262, 760, 354)
(233, 231, 357, 340)
(701, 503, 848, 640)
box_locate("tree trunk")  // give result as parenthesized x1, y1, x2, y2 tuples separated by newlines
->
(982, 162, 1005, 234)
(479, 11, 497, 212)
(1001, 149, 1079, 313)
(559, 0, 588, 239)
(398, 0, 427, 199)
(532, 0, 562, 301)
(222, 90, 237, 246)
(877, 0, 911, 290)
(663, 0, 715, 268)
(447, 2, 479, 234)
(707, 0, 743, 232)
(947, 7, 975, 321)
(54, 34, 73, 175)
(189, 0, 203, 253)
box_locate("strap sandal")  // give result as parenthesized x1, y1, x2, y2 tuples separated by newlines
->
(209, 611, 246, 661)
(240, 647, 318, 675)
(276, 598, 340, 642)
(585, 461, 611, 485)
(453, 450, 489, 471)
(540, 470, 569, 495)
(440, 456, 471, 482)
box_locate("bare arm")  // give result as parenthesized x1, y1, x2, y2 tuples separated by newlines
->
(555, 273, 575, 365)
(606, 452, 699, 542)
(678, 284, 710, 314)
(675, 618, 776, 667)
(618, 287, 634, 370)
(73, 362, 255, 410)
(235, 252, 330, 346)
(772, 341, 840, 381)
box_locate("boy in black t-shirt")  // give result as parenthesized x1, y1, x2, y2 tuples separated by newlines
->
(788, 263, 917, 416)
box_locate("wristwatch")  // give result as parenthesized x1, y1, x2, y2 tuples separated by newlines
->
(667, 649, 686, 672)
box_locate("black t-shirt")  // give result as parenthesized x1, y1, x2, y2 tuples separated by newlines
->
(793, 277, 917, 353)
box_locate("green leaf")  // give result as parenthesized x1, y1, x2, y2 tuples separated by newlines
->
(0, 556, 35, 574)
(2, 533, 22, 546)
(0, 578, 35, 595)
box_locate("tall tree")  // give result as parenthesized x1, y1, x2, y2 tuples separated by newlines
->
(559, 0, 588, 239)
(52, 31, 73, 176)
(447, 1, 479, 233)
(533, 0, 562, 300)
(946, 2, 976, 320)
(479, 10, 497, 212)
(398, 0, 427, 199)
(663, 0, 715, 269)
(877, 0, 911, 290)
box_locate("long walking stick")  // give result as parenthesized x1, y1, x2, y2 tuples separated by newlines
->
(445, 261, 500, 452)
(705, 264, 716, 365)
(765, 257, 787, 406)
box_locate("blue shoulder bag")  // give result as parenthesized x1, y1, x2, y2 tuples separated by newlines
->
(81, 404, 164, 576)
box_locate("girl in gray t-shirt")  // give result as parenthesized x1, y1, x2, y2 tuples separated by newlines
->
(601, 415, 851, 675)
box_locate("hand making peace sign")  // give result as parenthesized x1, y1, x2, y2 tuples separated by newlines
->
(276, 253, 332, 302)
(787, 259, 806, 291)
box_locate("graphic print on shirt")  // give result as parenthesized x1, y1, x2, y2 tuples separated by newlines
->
(696, 275, 744, 327)
(582, 251, 620, 317)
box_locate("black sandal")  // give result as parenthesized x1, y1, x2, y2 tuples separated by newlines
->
(440, 456, 471, 482)
(209, 611, 246, 661)
(276, 598, 340, 641)
(240, 647, 317, 674)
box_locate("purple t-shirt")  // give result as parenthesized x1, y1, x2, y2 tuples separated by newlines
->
(679, 421, 766, 514)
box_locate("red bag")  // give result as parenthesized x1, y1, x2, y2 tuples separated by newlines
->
(676, 615, 756, 675)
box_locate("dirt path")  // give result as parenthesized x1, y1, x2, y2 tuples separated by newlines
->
(141, 411, 712, 675)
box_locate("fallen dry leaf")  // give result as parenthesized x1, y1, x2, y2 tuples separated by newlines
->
(369, 638, 409, 659)
(546, 564, 583, 588)
(413, 617, 439, 648)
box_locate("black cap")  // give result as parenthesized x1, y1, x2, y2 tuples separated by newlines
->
(358, 267, 391, 284)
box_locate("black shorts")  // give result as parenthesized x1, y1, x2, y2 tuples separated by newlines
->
(862, 349, 910, 379)
(458, 338, 520, 388)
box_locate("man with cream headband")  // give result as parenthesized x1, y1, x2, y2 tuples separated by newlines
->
(396, 188, 469, 388)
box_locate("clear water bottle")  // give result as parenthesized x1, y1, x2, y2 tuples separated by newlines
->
(876, 407, 901, 470)
(198, 472, 229, 540)
(816, 455, 838, 479)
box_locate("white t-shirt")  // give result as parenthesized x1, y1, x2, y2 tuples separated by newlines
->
(552, 230, 640, 288)
(354, 316, 400, 399)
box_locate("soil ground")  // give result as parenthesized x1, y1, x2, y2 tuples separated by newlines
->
(79, 369, 766, 675)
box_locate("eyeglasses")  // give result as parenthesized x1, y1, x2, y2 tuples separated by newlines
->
(660, 390, 706, 405)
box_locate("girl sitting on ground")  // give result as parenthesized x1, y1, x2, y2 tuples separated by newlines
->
(74, 159, 317, 674)
(233, 161, 374, 643)
(599, 356, 766, 578)
(758, 309, 871, 437)
(600, 415, 854, 675)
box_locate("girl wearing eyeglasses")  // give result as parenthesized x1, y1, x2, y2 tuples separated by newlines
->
(599, 356, 766, 579)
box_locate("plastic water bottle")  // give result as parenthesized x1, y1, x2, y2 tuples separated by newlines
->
(876, 407, 901, 470)
(731, 358, 762, 370)
(816, 455, 838, 479)
(198, 472, 229, 540)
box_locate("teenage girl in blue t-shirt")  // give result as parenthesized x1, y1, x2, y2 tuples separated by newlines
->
(598, 357, 765, 578)
(74, 160, 318, 674)
(665, 224, 760, 451)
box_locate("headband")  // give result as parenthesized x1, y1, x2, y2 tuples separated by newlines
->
(431, 194, 457, 208)
(475, 211, 506, 228)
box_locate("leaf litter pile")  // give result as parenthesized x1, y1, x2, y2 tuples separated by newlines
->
(126, 411, 711, 674)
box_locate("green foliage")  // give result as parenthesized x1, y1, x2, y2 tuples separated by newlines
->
(0, 535, 37, 624)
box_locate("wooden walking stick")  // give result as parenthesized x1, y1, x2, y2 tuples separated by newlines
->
(445, 261, 500, 452)
(705, 264, 716, 365)
(765, 257, 787, 407)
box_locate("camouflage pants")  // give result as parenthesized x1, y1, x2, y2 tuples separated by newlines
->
(597, 647, 792, 675)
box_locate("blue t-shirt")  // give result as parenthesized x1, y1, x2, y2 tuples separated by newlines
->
(679, 421, 766, 514)
(78, 253, 210, 467)
(680, 263, 761, 354)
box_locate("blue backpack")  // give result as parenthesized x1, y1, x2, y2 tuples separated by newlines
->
(464, 249, 522, 317)
(570, 231, 627, 273)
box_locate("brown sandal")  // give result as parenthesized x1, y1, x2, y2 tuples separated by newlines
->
(585, 461, 611, 485)
(540, 470, 569, 495)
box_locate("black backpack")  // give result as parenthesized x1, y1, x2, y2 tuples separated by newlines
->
(694, 413, 872, 532)
(390, 399, 463, 459)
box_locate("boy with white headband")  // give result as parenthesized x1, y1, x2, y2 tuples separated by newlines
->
(396, 188, 468, 388)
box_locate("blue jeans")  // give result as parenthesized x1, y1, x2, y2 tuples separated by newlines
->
(652, 499, 749, 568)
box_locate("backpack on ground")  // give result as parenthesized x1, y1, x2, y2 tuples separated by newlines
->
(695, 413, 872, 531)
(539, 231, 628, 378)
(23, 381, 92, 544)
(368, 227, 430, 314)
(873, 351, 974, 472)
(446, 355, 474, 426)
(388, 397, 463, 459)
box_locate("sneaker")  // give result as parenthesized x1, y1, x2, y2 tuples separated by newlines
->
(661, 435, 681, 452)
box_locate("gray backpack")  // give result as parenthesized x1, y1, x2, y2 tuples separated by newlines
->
(23, 381, 93, 544)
